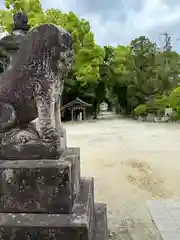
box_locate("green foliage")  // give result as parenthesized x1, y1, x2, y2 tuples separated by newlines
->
(141, 95, 168, 116)
(0, 0, 44, 32)
(110, 45, 132, 75)
(155, 95, 169, 108)
(0, 1, 180, 119)
(171, 111, 180, 121)
(107, 35, 180, 115)
(153, 95, 169, 115)
(0, 9, 12, 32)
(134, 95, 169, 116)
(134, 104, 147, 116)
(169, 87, 180, 112)
(75, 32, 105, 83)
(0, 0, 104, 85)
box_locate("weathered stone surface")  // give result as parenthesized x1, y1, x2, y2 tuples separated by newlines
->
(59, 126, 67, 150)
(62, 147, 80, 160)
(0, 137, 61, 160)
(0, 148, 80, 214)
(62, 147, 80, 201)
(0, 12, 108, 240)
(12, 12, 29, 32)
(147, 199, 180, 240)
(93, 204, 108, 240)
(0, 23, 74, 159)
(0, 178, 95, 240)
(73, 178, 95, 240)
(146, 114, 155, 122)
(0, 127, 69, 160)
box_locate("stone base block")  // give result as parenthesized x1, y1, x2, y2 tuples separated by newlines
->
(0, 148, 80, 214)
(62, 147, 80, 201)
(93, 204, 108, 240)
(0, 204, 107, 240)
(0, 205, 107, 240)
(0, 178, 96, 240)
(60, 126, 67, 150)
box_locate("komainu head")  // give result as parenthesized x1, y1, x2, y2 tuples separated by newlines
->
(12, 24, 74, 75)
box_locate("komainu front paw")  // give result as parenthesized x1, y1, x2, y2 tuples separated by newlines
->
(44, 139, 62, 159)
(17, 134, 31, 144)
(42, 127, 61, 153)
(16, 131, 38, 145)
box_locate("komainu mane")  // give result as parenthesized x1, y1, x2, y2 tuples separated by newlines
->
(0, 23, 74, 159)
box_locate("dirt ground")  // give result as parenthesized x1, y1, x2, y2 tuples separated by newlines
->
(64, 119, 180, 239)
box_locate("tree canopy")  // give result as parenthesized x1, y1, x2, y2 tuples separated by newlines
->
(0, 0, 180, 119)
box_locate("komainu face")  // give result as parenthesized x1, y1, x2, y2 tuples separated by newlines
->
(56, 27, 74, 73)
(12, 23, 74, 77)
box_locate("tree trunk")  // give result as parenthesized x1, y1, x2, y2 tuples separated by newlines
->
(93, 100, 99, 119)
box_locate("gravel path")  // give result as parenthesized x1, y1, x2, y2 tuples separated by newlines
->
(64, 119, 180, 239)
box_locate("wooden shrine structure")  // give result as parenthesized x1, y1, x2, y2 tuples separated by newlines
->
(61, 97, 92, 121)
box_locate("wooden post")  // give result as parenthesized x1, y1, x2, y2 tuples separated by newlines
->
(83, 108, 86, 120)
(71, 108, 74, 121)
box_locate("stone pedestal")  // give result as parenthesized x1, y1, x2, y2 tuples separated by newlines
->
(0, 148, 108, 239)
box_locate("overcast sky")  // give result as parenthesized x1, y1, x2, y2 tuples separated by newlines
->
(1, 0, 180, 51)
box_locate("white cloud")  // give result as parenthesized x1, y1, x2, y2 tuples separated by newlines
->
(42, 0, 75, 12)
(132, 0, 180, 31)
(81, 0, 180, 46)
(1, 0, 180, 48)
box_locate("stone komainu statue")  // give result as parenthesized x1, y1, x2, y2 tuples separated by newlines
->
(0, 24, 74, 160)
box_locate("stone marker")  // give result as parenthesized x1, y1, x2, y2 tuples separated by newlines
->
(0, 12, 108, 240)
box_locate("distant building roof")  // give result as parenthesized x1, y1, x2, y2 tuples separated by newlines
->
(61, 97, 92, 111)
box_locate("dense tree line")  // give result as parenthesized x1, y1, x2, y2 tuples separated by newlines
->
(1, 0, 180, 119)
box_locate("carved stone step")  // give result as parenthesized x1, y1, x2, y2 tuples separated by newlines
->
(62, 147, 80, 162)
(0, 178, 96, 240)
(73, 178, 95, 239)
(0, 204, 108, 240)
(93, 203, 108, 240)
(62, 147, 80, 201)
(0, 148, 80, 214)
